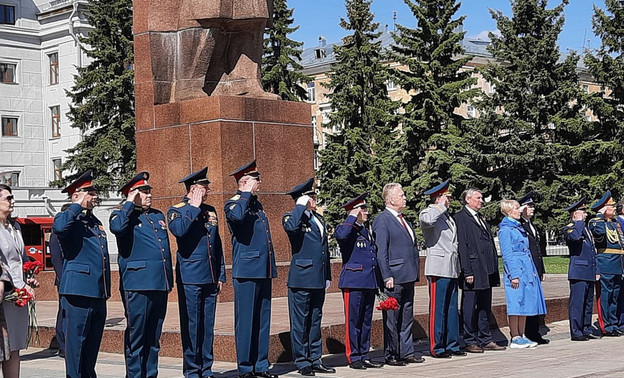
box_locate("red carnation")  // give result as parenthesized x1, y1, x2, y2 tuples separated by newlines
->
(376, 293, 400, 311)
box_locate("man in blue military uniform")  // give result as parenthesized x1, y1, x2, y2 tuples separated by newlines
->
(224, 160, 278, 378)
(110, 171, 174, 378)
(517, 191, 549, 344)
(588, 190, 623, 337)
(564, 198, 601, 341)
(282, 178, 334, 377)
(52, 170, 111, 377)
(335, 193, 384, 370)
(168, 167, 226, 378)
(419, 180, 465, 358)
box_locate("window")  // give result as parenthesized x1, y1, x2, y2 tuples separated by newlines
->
(0, 5, 15, 25)
(582, 85, 589, 94)
(0, 63, 16, 84)
(0, 172, 19, 187)
(49, 53, 59, 85)
(311, 115, 318, 145)
(51, 106, 60, 138)
(52, 159, 62, 181)
(466, 105, 476, 118)
(306, 82, 316, 102)
(1, 117, 18, 136)
(387, 80, 396, 91)
(314, 48, 326, 59)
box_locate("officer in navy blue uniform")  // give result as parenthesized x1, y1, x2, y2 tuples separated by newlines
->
(282, 178, 334, 377)
(224, 160, 278, 378)
(49, 203, 70, 359)
(563, 198, 601, 341)
(517, 191, 549, 344)
(588, 190, 624, 336)
(110, 171, 174, 378)
(167, 167, 226, 378)
(52, 170, 111, 378)
(335, 193, 384, 370)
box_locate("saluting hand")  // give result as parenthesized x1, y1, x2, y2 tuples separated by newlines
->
(127, 189, 140, 205)
(348, 208, 361, 218)
(241, 177, 257, 193)
(189, 186, 205, 208)
(73, 191, 89, 208)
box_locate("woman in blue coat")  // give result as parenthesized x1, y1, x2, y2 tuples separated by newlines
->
(498, 199, 547, 349)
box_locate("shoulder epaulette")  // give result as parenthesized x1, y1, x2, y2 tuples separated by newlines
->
(173, 202, 185, 208)
(566, 222, 574, 227)
(229, 194, 241, 201)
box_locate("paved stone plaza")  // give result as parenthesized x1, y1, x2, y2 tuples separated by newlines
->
(18, 319, 624, 377)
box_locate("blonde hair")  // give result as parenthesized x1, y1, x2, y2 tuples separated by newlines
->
(500, 199, 519, 217)
(382, 183, 402, 204)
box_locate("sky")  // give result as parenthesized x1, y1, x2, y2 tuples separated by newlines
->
(290, 0, 607, 52)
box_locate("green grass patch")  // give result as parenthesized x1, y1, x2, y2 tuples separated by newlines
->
(498, 256, 568, 274)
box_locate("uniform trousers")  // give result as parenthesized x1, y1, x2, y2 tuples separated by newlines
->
(428, 277, 459, 356)
(288, 288, 325, 370)
(342, 288, 375, 363)
(61, 295, 106, 378)
(618, 283, 624, 330)
(122, 290, 168, 378)
(596, 273, 621, 333)
(382, 281, 416, 360)
(569, 280, 595, 338)
(55, 289, 65, 353)
(461, 288, 493, 347)
(233, 278, 272, 375)
(178, 282, 219, 378)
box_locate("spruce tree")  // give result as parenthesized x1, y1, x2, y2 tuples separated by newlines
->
(389, 0, 479, 219)
(584, 0, 624, 202)
(317, 0, 400, 231)
(262, 0, 311, 101)
(52, 0, 135, 195)
(466, 0, 608, 232)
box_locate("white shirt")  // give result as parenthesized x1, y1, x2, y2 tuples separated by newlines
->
(386, 206, 414, 241)
(305, 210, 324, 238)
(465, 205, 487, 230)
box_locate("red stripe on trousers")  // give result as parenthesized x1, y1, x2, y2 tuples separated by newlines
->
(595, 281, 606, 334)
(343, 289, 352, 363)
(429, 277, 437, 357)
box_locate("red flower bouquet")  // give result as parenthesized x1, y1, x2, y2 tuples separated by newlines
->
(23, 261, 43, 277)
(376, 292, 400, 311)
(4, 288, 33, 307)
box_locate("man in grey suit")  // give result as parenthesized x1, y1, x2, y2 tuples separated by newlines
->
(419, 180, 465, 358)
(373, 183, 423, 366)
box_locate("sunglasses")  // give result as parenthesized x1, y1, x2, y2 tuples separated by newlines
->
(1, 195, 14, 202)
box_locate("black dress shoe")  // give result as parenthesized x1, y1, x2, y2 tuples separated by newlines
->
(431, 352, 452, 358)
(571, 335, 589, 341)
(403, 356, 425, 363)
(585, 333, 602, 339)
(239, 373, 255, 378)
(535, 337, 550, 345)
(362, 359, 384, 368)
(465, 344, 484, 353)
(451, 350, 467, 356)
(349, 361, 367, 370)
(58, 350, 65, 359)
(255, 372, 278, 378)
(604, 330, 621, 337)
(312, 364, 336, 373)
(299, 366, 315, 376)
(385, 358, 407, 366)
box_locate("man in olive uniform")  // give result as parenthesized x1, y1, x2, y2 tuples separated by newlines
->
(168, 167, 226, 377)
(224, 160, 278, 378)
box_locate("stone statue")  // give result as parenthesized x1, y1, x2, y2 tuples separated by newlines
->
(148, 0, 279, 104)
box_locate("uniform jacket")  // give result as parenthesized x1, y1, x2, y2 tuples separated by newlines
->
(588, 213, 623, 275)
(0, 220, 27, 290)
(372, 209, 419, 285)
(419, 204, 459, 278)
(453, 206, 500, 290)
(335, 215, 378, 289)
(520, 218, 546, 278)
(52, 203, 111, 299)
(224, 191, 277, 279)
(110, 201, 174, 292)
(564, 220, 599, 281)
(49, 232, 63, 286)
(282, 204, 331, 289)
(167, 198, 226, 285)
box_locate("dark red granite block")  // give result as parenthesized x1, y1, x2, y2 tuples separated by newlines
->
(154, 102, 180, 128)
(132, 0, 148, 35)
(135, 82, 155, 131)
(133, 33, 153, 85)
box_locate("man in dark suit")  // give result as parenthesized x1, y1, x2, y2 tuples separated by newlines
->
(373, 183, 423, 366)
(335, 193, 384, 370)
(224, 160, 278, 378)
(282, 178, 334, 376)
(110, 172, 174, 378)
(564, 198, 601, 341)
(453, 188, 504, 353)
(50, 203, 70, 359)
(52, 170, 111, 377)
(517, 191, 549, 344)
(168, 167, 226, 378)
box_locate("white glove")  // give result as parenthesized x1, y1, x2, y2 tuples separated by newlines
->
(325, 280, 331, 290)
(296, 195, 310, 206)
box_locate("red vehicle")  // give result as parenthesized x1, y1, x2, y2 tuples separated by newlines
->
(16, 217, 55, 271)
